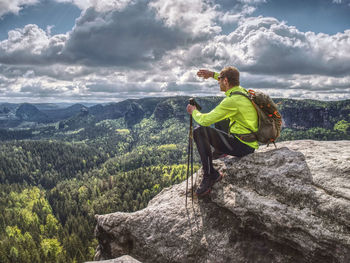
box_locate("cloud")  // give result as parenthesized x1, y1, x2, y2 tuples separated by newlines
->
(62, 0, 220, 67)
(0, 0, 39, 18)
(238, 0, 266, 4)
(54, 0, 133, 12)
(219, 5, 256, 24)
(0, 24, 67, 65)
(63, 4, 188, 67)
(87, 82, 162, 94)
(148, 0, 220, 37)
(1, 0, 220, 68)
(0, 64, 96, 82)
(174, 16, 350, 77)
(1, 1, 350, 102)
(20, 83, 66, 96)
(332, 0, 350, 7)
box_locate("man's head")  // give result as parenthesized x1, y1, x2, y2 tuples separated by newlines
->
(218, 67, 240, 92)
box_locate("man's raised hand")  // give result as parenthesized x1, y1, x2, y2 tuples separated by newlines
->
(197, 69, 214, 79)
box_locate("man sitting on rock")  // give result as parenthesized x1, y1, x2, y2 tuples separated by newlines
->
(186, 67, 259, 196)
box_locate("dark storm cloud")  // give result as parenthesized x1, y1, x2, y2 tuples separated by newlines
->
(62, 1, 219, 67)
(0, 1, 218, 69)
(63, 4, 186, 67)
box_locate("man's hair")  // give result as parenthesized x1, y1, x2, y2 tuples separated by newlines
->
(220, 67, 240, 87)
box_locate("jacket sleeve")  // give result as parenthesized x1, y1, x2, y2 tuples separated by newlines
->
(213, 72, 219, 80)
(192, 97, 237, 126)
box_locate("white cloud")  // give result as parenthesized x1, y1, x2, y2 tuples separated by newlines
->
(238, 0, 266, 4)
(174, 16, 350, 77)
(0, 0, 39, 18)
(219, 5, 256, 24)
(148, 0, 221, 37)
(0, 24, 67, 65)
(54, 0, 136, 12)
(1, 1, 350, 102)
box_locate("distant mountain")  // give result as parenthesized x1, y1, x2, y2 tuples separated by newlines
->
(88, 96, 222, 123)
(274, 98, 350, 130)
(16, 103, 48, 122)
(0, 97, 349, 139)
(42, 103, 87, 121)
(0, 106, 10, 114)
(89, 97, 169, 122)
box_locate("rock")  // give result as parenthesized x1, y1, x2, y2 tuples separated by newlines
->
(85, 254, 141, 263)
(124, 102, 144, 127)
(153, 100, 174, 122)
(94, 140, 350, 263)
(281, 106, 332, 129)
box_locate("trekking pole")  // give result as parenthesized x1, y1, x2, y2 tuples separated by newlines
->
(186, 117, 192, 208)
(186, 98, 201, 208)
(190, 115, 194, 205)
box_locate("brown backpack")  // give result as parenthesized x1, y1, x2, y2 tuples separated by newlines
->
(229, 89, 282, 147)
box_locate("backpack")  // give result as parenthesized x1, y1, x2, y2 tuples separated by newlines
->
(229, 89, 282, 147)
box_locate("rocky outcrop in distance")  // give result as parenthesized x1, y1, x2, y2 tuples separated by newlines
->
(93, 140, 350, 263)
(15, 103, 49, 122)
(2, 98, 349, 130)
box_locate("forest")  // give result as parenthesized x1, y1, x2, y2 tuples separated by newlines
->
(0, 96, 349, 262)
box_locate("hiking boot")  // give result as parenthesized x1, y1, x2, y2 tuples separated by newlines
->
(196, 171, 222, 197)
(210, 170, 222, 186)
(196, 175, 213, 196)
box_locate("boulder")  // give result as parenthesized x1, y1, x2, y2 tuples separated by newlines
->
(85, 255, 141, 263)
(94, 140, 350, 262)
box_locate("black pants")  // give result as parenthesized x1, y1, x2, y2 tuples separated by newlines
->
(193, 126, 255, 175)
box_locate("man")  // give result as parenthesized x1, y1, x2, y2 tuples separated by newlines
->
(186, 67, 259, 196)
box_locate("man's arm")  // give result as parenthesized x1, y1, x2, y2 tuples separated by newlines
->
(197, 69, 219, 80)
(192, 98, 237, 127)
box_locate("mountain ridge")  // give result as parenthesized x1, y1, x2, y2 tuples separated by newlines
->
(1, 96, 349, 129)
(0, 97, 349, 145)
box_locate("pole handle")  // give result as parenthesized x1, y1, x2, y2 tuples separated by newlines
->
(189, 98, 202, 111)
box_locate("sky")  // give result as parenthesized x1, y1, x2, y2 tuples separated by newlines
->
(0, 0, 350, 103)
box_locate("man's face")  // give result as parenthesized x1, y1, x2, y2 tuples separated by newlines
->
(218, 74, 227, 92)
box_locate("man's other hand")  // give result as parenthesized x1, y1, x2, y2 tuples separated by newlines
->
(187, 104, 197, 114)
(197, 69, 214, 79)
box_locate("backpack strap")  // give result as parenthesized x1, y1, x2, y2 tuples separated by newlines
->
(228, 91, 258, 142)
(229, 91, 250, 100)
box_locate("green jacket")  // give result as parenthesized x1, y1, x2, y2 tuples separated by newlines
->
(192, 73, 259, 149)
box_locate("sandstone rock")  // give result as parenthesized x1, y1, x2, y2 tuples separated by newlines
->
(94, 140, 350, 263)
(85, 255, 141, 263)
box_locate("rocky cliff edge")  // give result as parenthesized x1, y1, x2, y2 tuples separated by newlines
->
(93, 140, 350, 263)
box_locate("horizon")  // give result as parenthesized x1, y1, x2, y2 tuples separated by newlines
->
(1, 0, 350, 103)
(1, 94, 350, 108)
